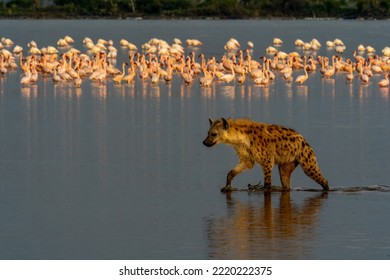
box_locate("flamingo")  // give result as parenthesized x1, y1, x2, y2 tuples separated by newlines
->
(29, 63, 38, 83)
(353, 50, 364, 62)
(52, 65, 63, 83)
(357, 44, 366, 52)
(345, 63, 354, 83)
(333, 38, 345, 46)
(181, 68, 193, 84)
(123, 61, 136, 84)
(259, 68, 270, 86)
(57, 38, 69, 47)
(200, 60, 214, 87)
(253, 72, 264, 85)
(248, 58, 262, 80)
(200, 70, 214, 87)
(73, 69, 83, 88)
(295, 67, 308, 84)
(163, 62, 173, 83)
(13, 45, 23, 55)
(326, 40, 335, 48)
(359, 67, 370, 84)
(305, 56, 317, 72)
(378, 73, 389, 88)
(220, 67, 235, 84)
(323, 55, 336, 78)
(295, 39, 305, 47)
(363, 61, 373, 77)
(283, 70, 293, 82)
(64, 35, 75, 44)
(151, 63, 161, 85)
(180, 57, 194, 84)
(113, 62, 127, 84)
(236, 73, 246, 85)
(65, 54, 79, 79)
(90, 53, 107, 83)
(273, 37, 283, 46)
(189, 51, 201, 75)
(1, 37, 14, 45)
(20, 68, 32, 86)
(0, 54, 7, 76)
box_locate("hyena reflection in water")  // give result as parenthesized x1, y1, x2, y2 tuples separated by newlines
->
(203, 118, 329, 192)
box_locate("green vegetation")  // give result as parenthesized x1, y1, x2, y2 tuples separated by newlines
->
(0, 0, 389, 19)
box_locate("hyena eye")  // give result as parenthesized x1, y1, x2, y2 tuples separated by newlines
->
(211, 133, 218, 137)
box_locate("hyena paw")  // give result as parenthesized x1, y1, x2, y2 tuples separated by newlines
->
(263, 183, 272, 189)
(220, 185, 234, 192)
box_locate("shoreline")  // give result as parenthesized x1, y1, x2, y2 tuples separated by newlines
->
(0, 16, 388, 21)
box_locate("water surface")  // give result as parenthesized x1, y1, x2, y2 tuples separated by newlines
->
(0, 19, 389, 259)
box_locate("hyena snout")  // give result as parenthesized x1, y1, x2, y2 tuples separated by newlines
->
(202, 137, 215, 147)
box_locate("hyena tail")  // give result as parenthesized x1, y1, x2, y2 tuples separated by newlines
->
(298, 141, 329, 190)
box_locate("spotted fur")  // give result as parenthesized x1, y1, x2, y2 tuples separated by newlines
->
(203, 118, 329, 192)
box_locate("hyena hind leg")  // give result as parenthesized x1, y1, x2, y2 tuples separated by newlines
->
(278, 161, 299, 190)
(301, 165, 329, 190)
(299, 146, 329, 191)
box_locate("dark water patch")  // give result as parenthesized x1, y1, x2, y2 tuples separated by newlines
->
(325, 185, 390, 193)
(233, 184, 390, 193)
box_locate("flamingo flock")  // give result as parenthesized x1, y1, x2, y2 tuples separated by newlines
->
(0, 35, 389, 89)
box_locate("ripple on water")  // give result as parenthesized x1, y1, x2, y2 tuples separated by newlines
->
(235, 184, 390, 193)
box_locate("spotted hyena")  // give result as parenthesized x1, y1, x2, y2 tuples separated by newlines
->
(203, 118, 329, 192)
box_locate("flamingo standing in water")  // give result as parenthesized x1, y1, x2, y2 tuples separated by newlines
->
(322, 55, 336, 78)
(180, 56, 194, 84)
(113, 62, 127, 84)
(20, 67, 32, 86)
(123, 57, 136, 84)
(151, 62, 161, 85)
(163, 61, 173, 83)
(359, 67, 370, 84)
(200, 63, 214, 87)
(0, 54, 7, 76)
(73, 68, 83, 88)
(295, 67, 308, 84)
(220, 67, 235, 84)
(52, 65, 63, 83)
(236, 71, 246, 85)
(378, 73, 389, 88)
(345, 65, 354, 83)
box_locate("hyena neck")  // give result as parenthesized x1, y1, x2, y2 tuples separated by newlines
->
(223, 126, 251, 147)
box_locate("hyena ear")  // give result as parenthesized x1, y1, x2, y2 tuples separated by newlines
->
(221, 118, 230, 130)
(208, 118, 214, 126)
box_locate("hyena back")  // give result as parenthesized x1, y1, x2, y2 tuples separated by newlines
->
(203, 118, 329, 192)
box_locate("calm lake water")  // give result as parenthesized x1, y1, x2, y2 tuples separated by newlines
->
(0, 19, 389, 260)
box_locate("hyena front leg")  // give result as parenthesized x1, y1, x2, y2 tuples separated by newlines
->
(222, 159, 254, 192)
(261, 160, 274, 189)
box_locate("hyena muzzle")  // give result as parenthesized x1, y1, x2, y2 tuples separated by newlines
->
(203, 118, 329, 192)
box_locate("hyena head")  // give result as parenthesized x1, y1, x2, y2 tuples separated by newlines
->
(202, 118, 230, 147)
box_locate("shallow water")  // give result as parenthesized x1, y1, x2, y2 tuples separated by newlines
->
(0, 19, 389, 259)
